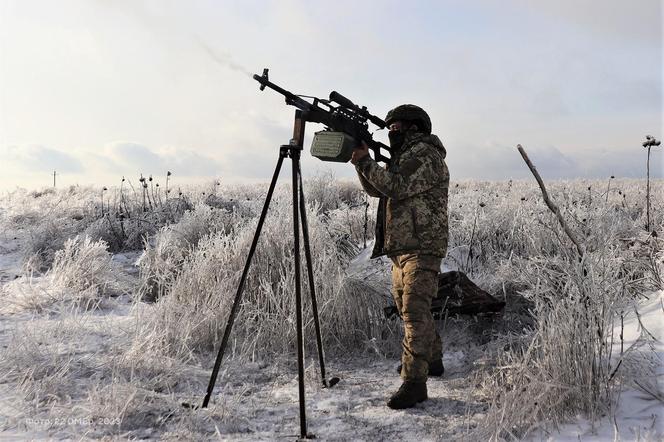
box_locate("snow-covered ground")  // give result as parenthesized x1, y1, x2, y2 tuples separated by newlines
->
(531, 290, 663, 441)
(1, 180, 662, 440)
(1, 236, 662, 440)
(0, 228, 494, 440)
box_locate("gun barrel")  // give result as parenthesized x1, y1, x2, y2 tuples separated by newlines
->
(253, 74, 298, 101)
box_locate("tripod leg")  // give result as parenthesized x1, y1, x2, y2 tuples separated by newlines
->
(297, 165, 340, 388)
(201, 149, 286, 408)
(291, 151, 308, 438)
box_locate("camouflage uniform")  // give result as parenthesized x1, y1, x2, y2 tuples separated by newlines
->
(355, 132, 449, 383)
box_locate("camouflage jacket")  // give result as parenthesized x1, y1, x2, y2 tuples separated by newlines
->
(355, 132, 449, 258)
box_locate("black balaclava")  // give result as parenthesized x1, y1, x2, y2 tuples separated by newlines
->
(388, 130, 407, 150)
(388, 121, 420, 151)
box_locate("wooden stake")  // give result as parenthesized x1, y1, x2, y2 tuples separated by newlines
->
(517, 144, 585, 259)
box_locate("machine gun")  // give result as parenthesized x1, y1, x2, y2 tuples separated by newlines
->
(253, 68, 391, 164)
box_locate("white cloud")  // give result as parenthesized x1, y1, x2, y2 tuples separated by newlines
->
(0, 0, 660, 189)
(2, 145, 83, 173)
(447, 142, 663, 180)
(102, 142, 223, 177)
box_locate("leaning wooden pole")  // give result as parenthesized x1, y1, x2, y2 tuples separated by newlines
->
(517, 144, 585, 259)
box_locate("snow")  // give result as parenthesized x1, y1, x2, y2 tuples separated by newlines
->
(531, 290, 664, 441)
(2, 251, 659, 441)
(0, 231, 21, 283)
(0, 227, 492, 440)
(1, 193, 662, 440)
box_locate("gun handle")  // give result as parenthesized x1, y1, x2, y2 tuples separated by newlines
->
(366, 141, 391, 165)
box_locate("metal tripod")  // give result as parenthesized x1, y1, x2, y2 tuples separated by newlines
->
(201, 110, 339, 439)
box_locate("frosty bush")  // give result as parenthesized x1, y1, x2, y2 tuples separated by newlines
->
(132, 186, 397, 362)
(304, 172, 364, 213)
(475, 240, 662, 439)
(48, 236, 124, 307)
(466, 180, 664, 439)
(137, 203, 248, 302)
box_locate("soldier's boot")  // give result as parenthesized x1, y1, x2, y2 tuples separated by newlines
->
(397, 359, 444, 377)
(387, 381, 428, 409)
(428, 359, 444, 377)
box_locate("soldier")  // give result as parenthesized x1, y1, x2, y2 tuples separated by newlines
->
(351, 104, 449, 409)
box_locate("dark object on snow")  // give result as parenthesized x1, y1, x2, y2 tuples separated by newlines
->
(384, 271, 505, 319)
(434, 271, 506, 315)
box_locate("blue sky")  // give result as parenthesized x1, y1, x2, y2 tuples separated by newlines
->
(0, 0, 661, 190)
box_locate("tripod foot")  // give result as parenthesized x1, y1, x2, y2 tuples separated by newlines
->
(325, 377, 340, 388)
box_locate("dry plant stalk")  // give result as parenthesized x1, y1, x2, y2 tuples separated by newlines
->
(517, 144, 585, 258)
(642, 135, 661, 232)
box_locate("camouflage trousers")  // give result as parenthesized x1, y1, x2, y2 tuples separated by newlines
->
(390, 253, 442, 383)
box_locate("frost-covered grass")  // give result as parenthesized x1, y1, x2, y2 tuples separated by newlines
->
(2, 183, 193, 272)
(0, 176, 662, 440)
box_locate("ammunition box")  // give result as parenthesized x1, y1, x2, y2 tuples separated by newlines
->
(310, 131, 356, 163)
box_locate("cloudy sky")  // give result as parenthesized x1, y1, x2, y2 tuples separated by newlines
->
(0, 0, 661, 190)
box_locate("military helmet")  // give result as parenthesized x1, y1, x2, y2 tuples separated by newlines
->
(385, 104, 432, 134)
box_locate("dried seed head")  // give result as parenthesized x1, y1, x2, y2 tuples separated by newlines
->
(167, 171, 172, 176)
(643, 135, 662, 147)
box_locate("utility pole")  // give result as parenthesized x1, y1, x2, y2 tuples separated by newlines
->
(53, 170, 57, 188)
